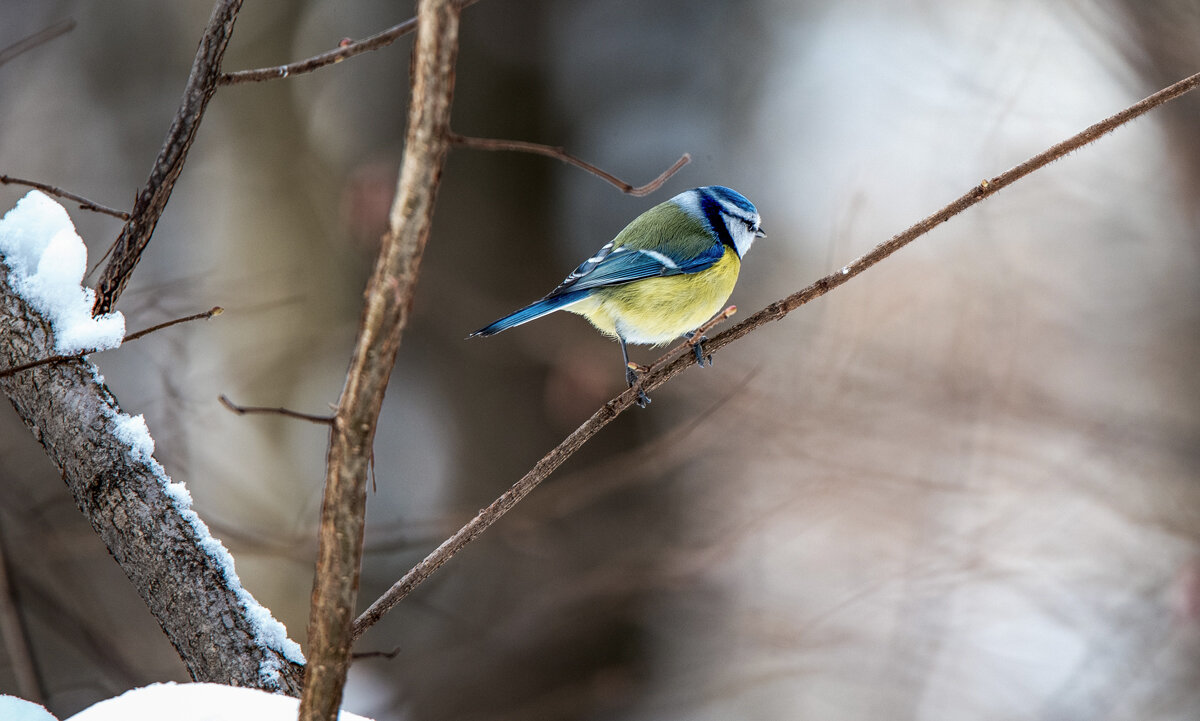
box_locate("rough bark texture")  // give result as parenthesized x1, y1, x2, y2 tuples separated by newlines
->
(299, 0, 461, 718)
(0, 262, 304, 693)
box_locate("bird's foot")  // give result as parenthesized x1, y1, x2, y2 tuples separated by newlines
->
(685, 331, 713, 368)
(625, 362, 651, 408)
(685, 305, 737, 368)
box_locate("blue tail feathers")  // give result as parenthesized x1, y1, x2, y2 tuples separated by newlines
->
(470, 291, 586, 337)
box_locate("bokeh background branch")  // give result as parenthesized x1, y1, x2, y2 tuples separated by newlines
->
(300, 0, 462, 718)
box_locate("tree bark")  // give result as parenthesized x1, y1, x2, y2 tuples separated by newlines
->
(0, 262, 304, 694)
(299, 0, 462, 718)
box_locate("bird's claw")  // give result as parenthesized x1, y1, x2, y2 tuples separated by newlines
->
(625, 362, 651, 408)
(686, 332, 713, 368)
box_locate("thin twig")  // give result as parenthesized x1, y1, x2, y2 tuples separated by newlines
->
(0, 305, 224, 379)
(0, 18, 75, 68)
(86, 238, 121, 282)
(124, 306, 222, 342)
(218, 0, 480, 85)
(301, 0, 462, 718)
(351, 69, 1200, 639)
(0, 352, 77, 380)
(0, 174, 129, 220)
(219, 18, 415, 85)
(350, 646, 401, 661)
(688, 305, 736, 345)
(218, 394, 335, 425)
(449, 132, 690, 196)
(92, 0, 243, 316)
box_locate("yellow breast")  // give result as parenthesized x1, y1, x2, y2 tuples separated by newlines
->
(565, 246, 741, 345)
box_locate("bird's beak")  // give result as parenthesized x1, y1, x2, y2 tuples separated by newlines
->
(755, 227, 767, 238)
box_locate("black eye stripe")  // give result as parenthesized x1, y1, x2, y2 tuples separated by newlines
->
(698, 190, 737, 249)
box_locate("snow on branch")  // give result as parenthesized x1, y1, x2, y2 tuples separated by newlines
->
(0, 192, 305, 693)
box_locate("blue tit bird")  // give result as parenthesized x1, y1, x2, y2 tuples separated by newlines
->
(471, 185, 765, 407)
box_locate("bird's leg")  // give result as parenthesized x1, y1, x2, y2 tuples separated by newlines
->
(685, 305, 737, 369)
(619, 335, 651, 408)
(684, 330, 712, 367)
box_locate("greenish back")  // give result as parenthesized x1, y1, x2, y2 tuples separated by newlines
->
(611, 201, 715, 257)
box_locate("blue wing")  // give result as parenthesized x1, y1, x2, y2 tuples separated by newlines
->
(549, 240, 725, 296)
(470, 238, 725, 338)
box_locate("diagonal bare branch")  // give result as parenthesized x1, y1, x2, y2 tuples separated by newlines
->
(351, 68, 1200, 639)
(0, 174, 129, 219)
(0, 18, 75, 68)
(0, 306, 223, 379)
(218, 0, 480, 85)
(91, 0, 243, 316)
(219, 17, 416, 85)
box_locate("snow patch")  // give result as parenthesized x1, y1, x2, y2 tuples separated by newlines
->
(103, 402, 307, 683)
(0, 191, 124, 354)
(0, 695, 58, 721)
(111, 413, 155, 463)
(64, 683, 374, 721)
(1, 193, 305, 688)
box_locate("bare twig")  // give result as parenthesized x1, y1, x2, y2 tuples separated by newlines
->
(300, 0, 462, 718)
(218, 394, 335, 425)
(688, 305, 736, 345)
(91, 0, 243, 315)
(449, 132, 690, 196)
(219, 18, 415, 85)
(0, 305, 223, 379)
(124, 306, 222, 341)
(0, 352, 80, 380)
(0, 174, 129, 220)
(351, 646, 401, 661)
(0, 18, 75, 68)
(351, 69, 1200, 639)
(218, 0, 480, 85)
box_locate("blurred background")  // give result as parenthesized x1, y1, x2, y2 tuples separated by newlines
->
(1, 1, 1199, 719)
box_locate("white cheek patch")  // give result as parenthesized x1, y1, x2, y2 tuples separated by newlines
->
(730, 224, 757, 258)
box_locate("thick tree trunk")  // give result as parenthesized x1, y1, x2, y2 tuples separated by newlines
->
(0, 262, 304, 694)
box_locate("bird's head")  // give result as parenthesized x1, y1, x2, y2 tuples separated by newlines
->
(673, 185, 765, 258)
